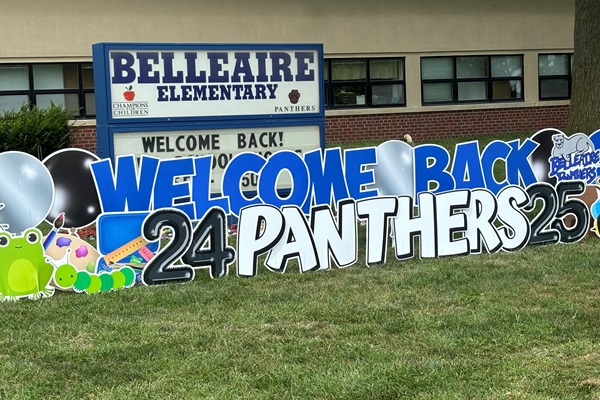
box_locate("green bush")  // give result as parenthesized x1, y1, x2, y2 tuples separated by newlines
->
(0, 103, 74, 157)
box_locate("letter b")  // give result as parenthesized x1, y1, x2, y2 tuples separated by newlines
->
(111, 52, 136, 84)
(414, 144, 455, 195)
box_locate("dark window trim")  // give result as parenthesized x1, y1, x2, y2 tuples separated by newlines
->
(324, 57, 406, 109)
(538, 53, 572, 101)
(420, 55, 524, 106)
(0, 62, 95, 118)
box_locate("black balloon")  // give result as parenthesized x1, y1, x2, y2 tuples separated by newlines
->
(43, 149, 102, 228)
(529, 128, 558, 186)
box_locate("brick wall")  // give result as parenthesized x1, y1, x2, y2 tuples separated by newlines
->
(69, 125, 98, 153)
(67, 105, 570, 153)
(325, 105, 570, 145)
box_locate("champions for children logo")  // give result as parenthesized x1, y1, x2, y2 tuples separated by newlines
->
(112, 85, 150, 117)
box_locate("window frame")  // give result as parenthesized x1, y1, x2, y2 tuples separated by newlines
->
(0, 62, 95, 118)
(538, 53, 572, 101)
(324, 57, 406, 109)
(420, 55, 524, 105)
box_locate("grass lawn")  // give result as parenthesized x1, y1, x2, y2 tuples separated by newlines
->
(2, 132, 600, 399)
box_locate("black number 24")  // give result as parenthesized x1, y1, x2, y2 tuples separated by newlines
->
(141, 207, 236, 285)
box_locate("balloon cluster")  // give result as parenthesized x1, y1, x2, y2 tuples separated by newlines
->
(0, 149, 102, 233)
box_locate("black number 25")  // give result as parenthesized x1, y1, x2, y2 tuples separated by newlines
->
(525, 181, 590, 245)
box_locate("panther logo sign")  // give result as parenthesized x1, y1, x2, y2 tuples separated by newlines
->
(288, 89, 301, 104)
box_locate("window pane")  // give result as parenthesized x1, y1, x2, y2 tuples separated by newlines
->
(492, 80, 522, 100)
(324, 61, 329, 82)
(422, 58, 453, 79)
(37, 93, 80, 113)
(539, 55, 569, 76)
(0, 65, 29, 90)
(510, 80, 523, 99)
(33, 64, 78, 90)
(456, 57, 488, 79)
(458, 81, 487, 101)
(491, 56, 522, 77)
(82, 63, 94, 88)
(0, 95, 28, 113)
(371, 84, 404, 105)
(540, 78, 569, 98)
(85, 93, 96, 116)
(370, 59, 403, 80)
(331, 60, 366, 81)
(423, 82, 453, 102)
(333, 85, 366, 105)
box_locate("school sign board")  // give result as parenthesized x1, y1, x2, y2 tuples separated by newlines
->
(92, 43, 324, 192)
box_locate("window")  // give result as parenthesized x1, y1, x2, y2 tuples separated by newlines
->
(0, 63, 95, 118)
(539, 54, 572, 100)
(421, 55, 523, 105)
(324, 58, 405, 108)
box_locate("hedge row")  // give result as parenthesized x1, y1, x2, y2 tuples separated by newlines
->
(0, 104, 74, 158)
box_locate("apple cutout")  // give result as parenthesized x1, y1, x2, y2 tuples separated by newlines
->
(123, 86, 135, 101)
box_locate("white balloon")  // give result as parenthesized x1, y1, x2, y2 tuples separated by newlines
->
(0, 151, 55, 233)
(369, 140, 415, 198)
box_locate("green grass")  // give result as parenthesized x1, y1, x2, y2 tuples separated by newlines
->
(3, 132, 600, 399)
(1, 240, 600, 399)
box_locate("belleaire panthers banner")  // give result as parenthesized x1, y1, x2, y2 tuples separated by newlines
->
(0, 128, 599, 301)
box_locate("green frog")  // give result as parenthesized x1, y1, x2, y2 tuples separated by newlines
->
(0, 228, 55, 301)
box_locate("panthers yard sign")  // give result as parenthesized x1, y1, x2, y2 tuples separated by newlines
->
(0, 128, 599, 300)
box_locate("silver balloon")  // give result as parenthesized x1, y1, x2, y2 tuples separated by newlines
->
(0, 151, 55, 233)
(368, 140, 415, 198)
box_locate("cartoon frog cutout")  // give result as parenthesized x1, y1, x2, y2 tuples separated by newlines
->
(0, 228, 55, 301)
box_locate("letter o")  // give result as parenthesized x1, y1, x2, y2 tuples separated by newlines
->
(186, 135, 197, 151)
(217, 153, 232, 169)
(222, 153, 266, 215)
(258, 151, 309, 208)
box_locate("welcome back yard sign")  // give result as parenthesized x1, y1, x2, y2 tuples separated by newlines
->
(1, 127, 599, 301)
(0, 42, 599, 301)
